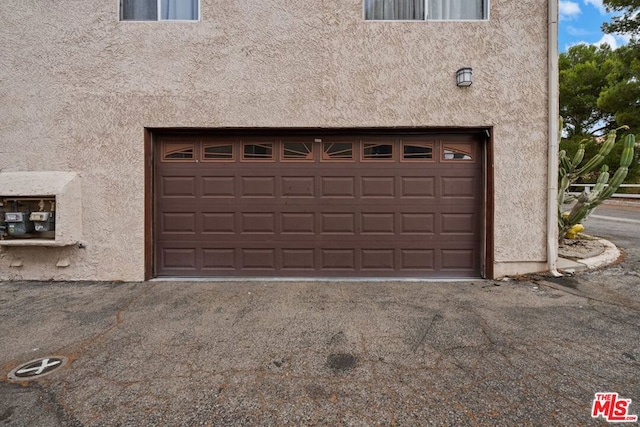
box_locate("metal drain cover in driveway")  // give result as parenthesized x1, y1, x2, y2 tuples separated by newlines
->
(7, 356, 68, 381)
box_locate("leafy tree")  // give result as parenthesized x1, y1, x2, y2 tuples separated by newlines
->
(559, 20, 640, 188)
(602, 0, 640, 35)
(559, 44, 616, 137)
(597, 40, 640, 130)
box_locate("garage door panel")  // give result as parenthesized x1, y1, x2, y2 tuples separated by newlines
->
(202, 249, 236, 270)
(202, 177, 236, 198)
(321, 177, 356, 198)
(441, 176, 479, 198)
(400, 249, 435, 271)
(321, 213, 356, 234)
(401, 213, 435, 234)
(361, 177, 395, 198)
(281, 213, 315, 234)
(240, 177, 276, 197)
(240, 213, 276, 234)
(321, 249, 356, 270)
(161, 213, 197, 234)
(401, 177, 436, 198)
(441, 213, 478, 235)
(161, 248, 197, 270)
(281, 176, 315, 197)
(361, 213, 395, 234)
(282, 249, 315, 270)
(161, 176, 197, 198)
(155, 135, 484, 277)
(441, 249, 477, 271)
(241, 249, 276, 270)
(202, 212, 236, 234)
(361, 249, 395, 270)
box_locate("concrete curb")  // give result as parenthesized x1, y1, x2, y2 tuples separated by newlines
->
(557, 236, 621, 275)
(576, 237, 621, 270)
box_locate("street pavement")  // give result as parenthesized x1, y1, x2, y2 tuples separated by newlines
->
(561, 199, 640, 307)
(0, 204, 639, 426)
(587, 200, 640, 277)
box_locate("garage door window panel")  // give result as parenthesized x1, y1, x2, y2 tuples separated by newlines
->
(282, 142, 314, 161)
(243, 142, 274, 161)
(162, 142, 196, 162)
(322, 142, 354, 161)
(442, 142, 475, 162)
(362, 142, 394, 161)
(402, 142, 434, 161)
(203, 142, 234, 161)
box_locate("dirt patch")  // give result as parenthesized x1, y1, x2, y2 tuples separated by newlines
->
(326, 353, 357, 372)
(559, 236, 606, 261)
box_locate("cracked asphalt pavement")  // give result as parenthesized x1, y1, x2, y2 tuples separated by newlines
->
(1, 260, 639, 425)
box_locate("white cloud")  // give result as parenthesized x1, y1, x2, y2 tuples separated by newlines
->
(617, 33, 633, 44)
(583, 0, 607, 14)
(559, 1, 582, 20)
(593, 34, 633, 49)
(594, 33, 619, 48)
(567, 33, 630, 50)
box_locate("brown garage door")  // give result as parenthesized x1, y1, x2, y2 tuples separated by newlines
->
(154, 132, 483, 278)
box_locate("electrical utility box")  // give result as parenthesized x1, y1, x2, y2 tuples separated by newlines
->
(0, 198, 56, 240)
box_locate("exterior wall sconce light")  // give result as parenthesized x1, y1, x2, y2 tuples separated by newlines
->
(456, 67, 473, 87)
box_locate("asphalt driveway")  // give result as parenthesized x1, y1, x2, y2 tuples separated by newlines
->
(1, 274, 638, 426)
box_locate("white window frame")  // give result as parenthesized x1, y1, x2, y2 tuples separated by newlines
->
(119, 0, 201, 22)
(363, 0, 489, 22)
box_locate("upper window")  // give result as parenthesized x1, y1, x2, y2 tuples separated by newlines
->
(120, 0, 199, 21)
(364, 0, 487, 21)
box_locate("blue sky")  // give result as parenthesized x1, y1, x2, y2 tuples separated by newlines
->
(559, 0, 632, 52)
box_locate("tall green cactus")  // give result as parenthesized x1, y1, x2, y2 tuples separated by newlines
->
(558, 121, 635, 241)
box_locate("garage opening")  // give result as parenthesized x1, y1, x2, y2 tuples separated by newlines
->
(153, 130, 486, 278)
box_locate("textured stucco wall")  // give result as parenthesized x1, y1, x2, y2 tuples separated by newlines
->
(0, 0, 550, 280)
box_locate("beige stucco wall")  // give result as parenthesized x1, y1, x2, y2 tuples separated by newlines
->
(0, 0, 550, 281)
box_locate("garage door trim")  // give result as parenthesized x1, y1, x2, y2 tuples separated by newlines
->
(145, 128, 493, 279)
